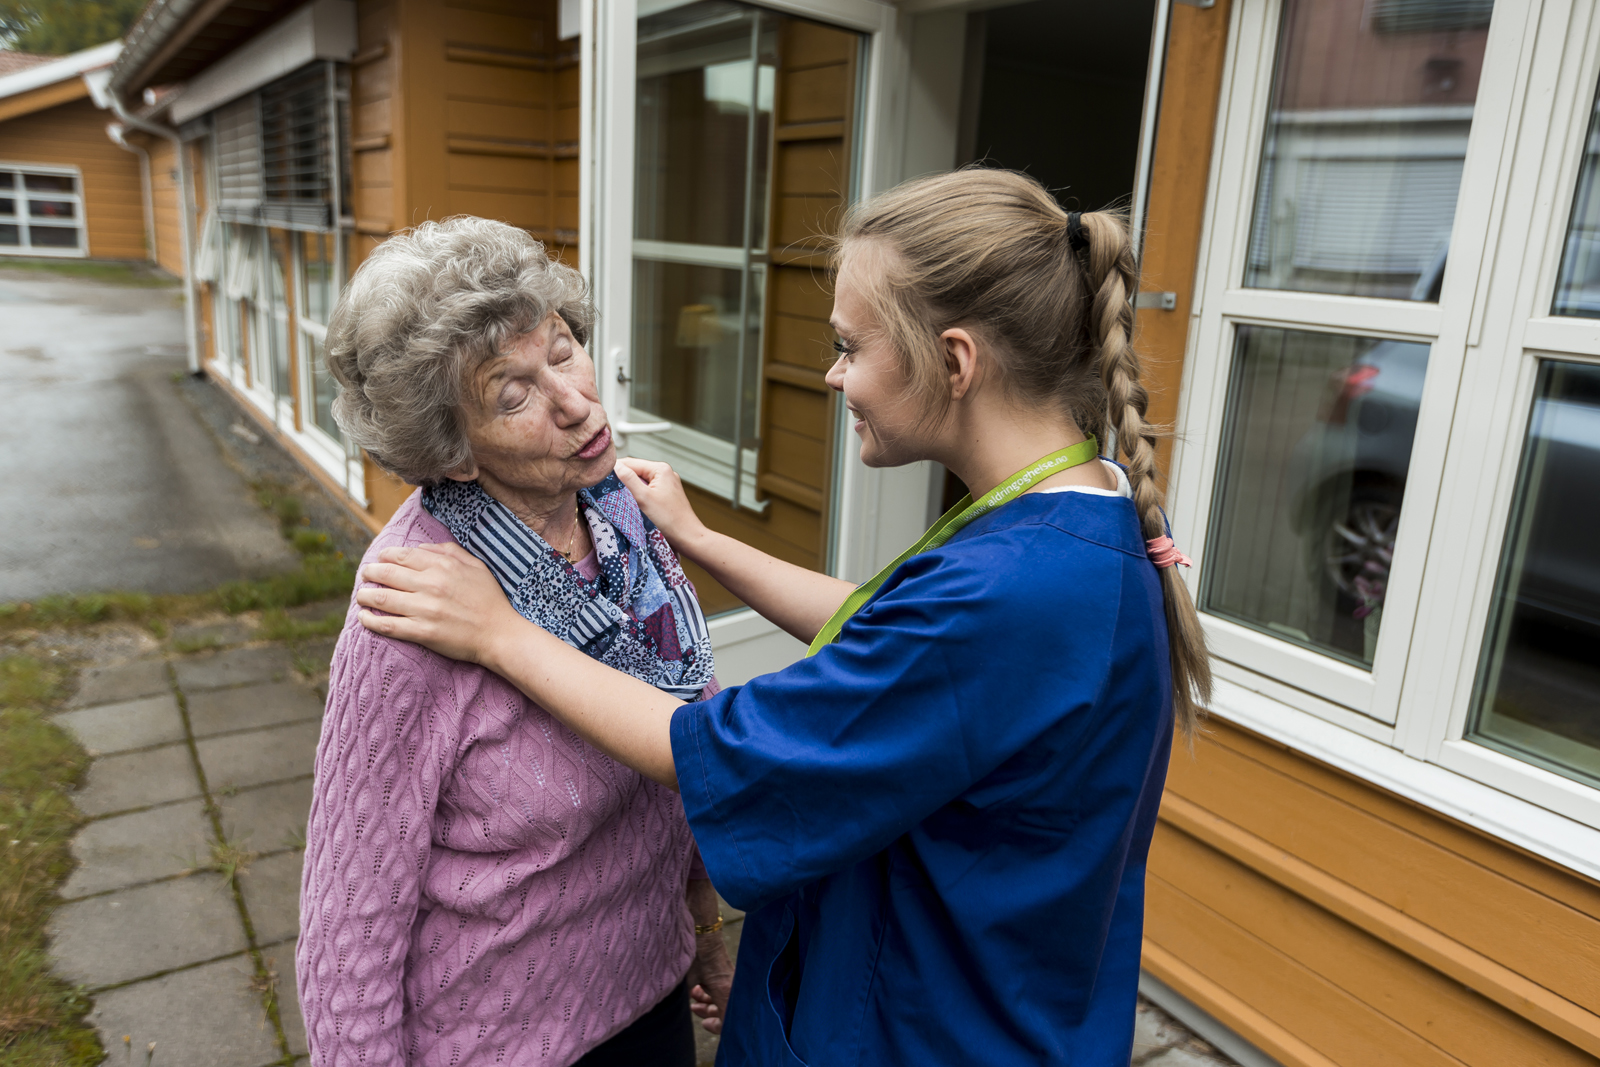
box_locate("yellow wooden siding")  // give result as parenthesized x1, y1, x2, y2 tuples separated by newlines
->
(147, 135, 184, 275)
(0, 95, 146, 260)
(349, 0, 570, 523)
(1148, 721, 1600, 1065)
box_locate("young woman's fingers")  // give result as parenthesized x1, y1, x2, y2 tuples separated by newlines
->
(358, 560, 430, 594)
(357, 607, 428, 644)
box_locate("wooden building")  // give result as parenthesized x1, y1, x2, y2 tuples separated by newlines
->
(104, 0, 1600, 1063)
(0, 42, 150, 261)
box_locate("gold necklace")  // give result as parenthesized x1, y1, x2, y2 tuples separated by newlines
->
(563, 502, 583, 562)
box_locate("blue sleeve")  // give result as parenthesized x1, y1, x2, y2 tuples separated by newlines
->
(670, 535, 1122, 911)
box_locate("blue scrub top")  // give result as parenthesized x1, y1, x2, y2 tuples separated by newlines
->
(670, 491, 1173, 1067)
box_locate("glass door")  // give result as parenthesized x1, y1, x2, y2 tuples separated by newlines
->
(582, 0, 880, 681)
(628, 2, 775, 512)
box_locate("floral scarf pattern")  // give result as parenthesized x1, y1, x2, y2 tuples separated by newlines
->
(422, 474, 714, 700)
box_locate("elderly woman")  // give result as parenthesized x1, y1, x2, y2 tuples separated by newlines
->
(295, 216, 731, 1067)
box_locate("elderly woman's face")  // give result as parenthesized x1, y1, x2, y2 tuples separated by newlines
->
(450, 313, 615, 500)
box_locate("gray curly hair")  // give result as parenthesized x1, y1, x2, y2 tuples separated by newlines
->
(326, 216, 596, 486)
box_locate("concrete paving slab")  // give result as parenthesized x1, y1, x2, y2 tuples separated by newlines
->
(217, 778, 312, 854)
(52, 693, 185, 755)
(67, 659, 170, 708)
(239, 849, 304, 946)
(269, 940, 308, 1058)
(84, 953, 281, 1067)
(175, 646, 294, 692)
(48, 873, 246, 988)
(61, 799, 213, 899)
(72, 743, 201, 817)
(187, 680, 324, 738)
(197, 720, 320, 792)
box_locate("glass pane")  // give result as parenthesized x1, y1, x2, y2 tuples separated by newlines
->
(0, 198, 13, 217)
(28, 199, 74, 220)
(632, 259, 761, 443)
(1244, 0, 1493, 300)
(1469, 362, 1600, 785)
(0, 172, 13, 189)
(22, 173, 73, 193)
(636, 1, 775, 247)
(268, 234, 292, 399)
(301, 231, 334, 324)
(28, 225, 78, 249)
(308, 335, 342, 441)
(1555, 84, 1600, 317)
(1203, 326, 1430, 668)
(0, 223, 18, 246)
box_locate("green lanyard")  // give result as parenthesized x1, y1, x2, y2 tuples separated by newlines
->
(807, 437, 1101, 656)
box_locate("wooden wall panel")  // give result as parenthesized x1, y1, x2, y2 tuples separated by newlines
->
(349, 0, 572, 524)
(0, 96, 146, 260)
(1148, 719, 1600, 1066)
(147, 135, 183, 275)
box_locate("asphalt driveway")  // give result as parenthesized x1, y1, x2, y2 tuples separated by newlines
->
(0, 267, 296, 601)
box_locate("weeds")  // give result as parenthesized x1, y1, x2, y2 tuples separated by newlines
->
(0, 653, 100, 1066)
(170, 634, 222, 655)
(200, 837, 257, 885)
(260, 609, 343, 644)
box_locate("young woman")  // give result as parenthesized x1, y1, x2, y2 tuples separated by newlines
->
(355, 169, 1210, 1066)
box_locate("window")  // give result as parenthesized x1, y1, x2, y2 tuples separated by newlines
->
(1203, 326, 1429, 669)
(296, 230, 345, 444)
(0, 165, 86, 257)
(1469, 361, 1600, 789)
(1174, 0, 1600, 872)
(1244, 0, 1491, 300)
(627, 0, 777, 510)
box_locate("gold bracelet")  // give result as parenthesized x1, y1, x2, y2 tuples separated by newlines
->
(695, 915, 724, 935)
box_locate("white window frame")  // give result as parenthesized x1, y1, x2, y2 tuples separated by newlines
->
(1171, 0, 1600, 880)
(291, 231, 366, 502)
(0, 162, 89, 258)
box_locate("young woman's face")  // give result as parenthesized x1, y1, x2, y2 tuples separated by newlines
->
(826, 244, 933, 469)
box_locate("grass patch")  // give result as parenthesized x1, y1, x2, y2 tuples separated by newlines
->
(0, 653, 100, 1066)
(0, 259, 176, 288)
(0, 259, 178, 288)
(0, 554, 355, 638)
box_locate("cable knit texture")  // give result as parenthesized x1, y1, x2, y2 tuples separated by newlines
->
(296, 491, 704, 1066)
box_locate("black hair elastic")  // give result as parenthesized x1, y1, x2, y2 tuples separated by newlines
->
(1066, 212, 1089, 253)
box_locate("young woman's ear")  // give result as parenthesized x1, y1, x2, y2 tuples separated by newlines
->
(942, 327, 981, 402)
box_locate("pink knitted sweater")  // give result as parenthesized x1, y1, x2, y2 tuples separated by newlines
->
(296, 492, 705, 1066)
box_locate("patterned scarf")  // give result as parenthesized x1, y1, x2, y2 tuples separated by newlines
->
(422, 474, 714, 700)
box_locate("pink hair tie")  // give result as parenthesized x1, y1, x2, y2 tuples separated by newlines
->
(1146, 536, 1192, 570)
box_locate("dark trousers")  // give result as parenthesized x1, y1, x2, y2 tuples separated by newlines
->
(573, 980, 697, 1067)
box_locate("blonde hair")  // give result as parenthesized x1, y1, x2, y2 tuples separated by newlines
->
(835, 168, 1211, 734)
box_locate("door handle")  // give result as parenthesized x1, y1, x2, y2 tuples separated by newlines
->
(609, 347, 671, 435)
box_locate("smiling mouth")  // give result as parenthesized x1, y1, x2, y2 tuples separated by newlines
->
(575, 425, 612, 459)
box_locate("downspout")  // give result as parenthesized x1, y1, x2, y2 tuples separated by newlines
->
(105, 94, 201, 374)
(106, 123, 158, 265)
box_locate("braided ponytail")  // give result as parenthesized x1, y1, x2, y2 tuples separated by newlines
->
(1079, 212, 1211, 736)
(836, 167, 1211, 736)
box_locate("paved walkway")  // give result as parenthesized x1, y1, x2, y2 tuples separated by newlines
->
(42, 628, 1234, 1067)
(0, 269, 296, 600)
(47, 631, 335, 1067)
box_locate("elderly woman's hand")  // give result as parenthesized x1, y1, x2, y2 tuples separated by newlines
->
(357, 543, 525, 666)
(614, 458, 710, 555)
